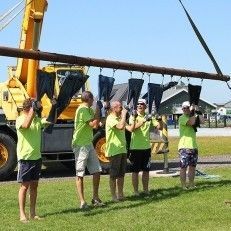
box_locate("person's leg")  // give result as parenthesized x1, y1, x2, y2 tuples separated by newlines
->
(142, 171, 149, 193)
(188, 166, 196, 188)
(29, 181, 39, 218)
(141, 149, 151, 194)
(117, 177, 124, 200)
(179, 149, 188, 189)
(74, 146, 88, 207)
(130, 150, 140, 195)
(92, 172, 100, 200)
(110, 177, 117, 201)
(188, 149, 198, 188)
(18, 182, 30, 221)
(180, 168, 187, 189)
(132, 172, 139, 195)
(76, 176, 85, 205)
(109, 155, 120, 201)
(87, 145, 102, 202)
(117, 154, 127, 199)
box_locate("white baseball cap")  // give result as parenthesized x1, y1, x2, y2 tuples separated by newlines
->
(138, 99, 147, 105)
(182, 101, 190, 108)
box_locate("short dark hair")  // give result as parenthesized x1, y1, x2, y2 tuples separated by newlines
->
(81, 91, 93, 102)
(22, 98, 33, 111)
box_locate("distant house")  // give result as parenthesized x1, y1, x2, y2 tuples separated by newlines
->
(158, 82, 217, 120)
(214, 100, 231, 118)
(110, 82, 217, 120)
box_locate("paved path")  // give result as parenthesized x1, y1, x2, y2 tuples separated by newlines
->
(2, 155, 230, 183)
(168, 128, 231, 137)
(153, 154, 231, 170)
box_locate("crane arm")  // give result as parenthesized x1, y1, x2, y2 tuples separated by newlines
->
(14, 0, 47, 85)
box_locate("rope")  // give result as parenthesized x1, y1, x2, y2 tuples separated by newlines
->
(0, 0, 34, 32)
(178, 0, 223, 76)
(0, 0, 24, 22)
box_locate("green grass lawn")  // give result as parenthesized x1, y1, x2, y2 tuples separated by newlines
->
(1, 168, 230, 231)
(154, 136, 231, 160)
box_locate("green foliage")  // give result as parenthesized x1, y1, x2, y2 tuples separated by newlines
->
(0, 168, 230, 230)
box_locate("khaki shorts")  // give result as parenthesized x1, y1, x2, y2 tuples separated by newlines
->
(109, 153, 127, 178)
(73, 144, 102, 177)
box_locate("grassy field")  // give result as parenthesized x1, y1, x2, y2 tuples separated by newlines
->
(153, 136, 231, 160)
(0, 168, 230, 231)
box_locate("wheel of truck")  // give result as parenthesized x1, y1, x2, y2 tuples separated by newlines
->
(0, 133, 17, 180)
(93, 129, 110, 174)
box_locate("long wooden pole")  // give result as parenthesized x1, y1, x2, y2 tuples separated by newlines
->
(0, 45, 229, 82)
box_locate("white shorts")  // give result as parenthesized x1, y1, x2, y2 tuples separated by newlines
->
(73, 144, 102, 177)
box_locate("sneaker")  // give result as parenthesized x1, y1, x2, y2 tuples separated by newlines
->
(80, 202, 89, 210)
(91, 199, 105, 207)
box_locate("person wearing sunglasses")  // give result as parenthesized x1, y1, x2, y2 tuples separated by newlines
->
(178, 101, 204, 189)
(128, 99, 163, 196)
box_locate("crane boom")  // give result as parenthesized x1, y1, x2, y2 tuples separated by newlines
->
(14, 0, 47, 87)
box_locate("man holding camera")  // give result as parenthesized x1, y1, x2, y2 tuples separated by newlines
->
(128, 99, 163, 196)
(178, 101, 204, 189)
(16, 98, 48, 222)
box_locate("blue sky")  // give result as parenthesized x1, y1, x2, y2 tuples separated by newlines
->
(0, 0, 230, 104)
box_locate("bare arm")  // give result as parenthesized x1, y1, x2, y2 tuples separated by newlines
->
(116, 108, 128, 130)
(126, 116, 136, 132)
(88, 106, 101, 129)
(21, 108, 35, 128)
(133, 120, 145, 130)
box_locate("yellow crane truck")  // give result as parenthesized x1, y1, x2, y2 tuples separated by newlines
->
(0, 0, 107, 180)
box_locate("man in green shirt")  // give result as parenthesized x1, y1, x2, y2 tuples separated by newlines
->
(16, 98, 47, 222)
(105, 101, 134, 202)
(129, 99, 163, 196)
(178, 101, 204, 189)
(72, 91, 104, 209)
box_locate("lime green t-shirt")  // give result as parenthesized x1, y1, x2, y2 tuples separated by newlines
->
(16, 115, 46, 160)
(178, 114, 197, 150)
(105, 114, 126, 157)
(72, 104, 95, 147)
(129, 113, 159, 150)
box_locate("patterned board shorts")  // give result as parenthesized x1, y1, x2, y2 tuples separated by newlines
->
(179, 148, 198, 168)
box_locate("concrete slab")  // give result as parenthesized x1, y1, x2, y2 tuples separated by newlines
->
(149, 169, 180, 177)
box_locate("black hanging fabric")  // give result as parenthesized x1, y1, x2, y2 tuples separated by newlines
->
(162, 81, 178, 91)
(126, 78, 144, 109)
(36, 70, 56, 101)
(178, 0, 223, 75)
(98, 74, 115, 101)
(35, 70, 56, 117)
(188, 84, 201, 105)
(47, 73, 89, 124)
(147, 83, 163, 114)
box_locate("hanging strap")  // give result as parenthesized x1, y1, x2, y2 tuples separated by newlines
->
(178, 0, 223, 76)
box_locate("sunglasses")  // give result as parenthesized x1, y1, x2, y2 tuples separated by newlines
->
(137, 103, 145, 106)
(182, 106, 190, 109)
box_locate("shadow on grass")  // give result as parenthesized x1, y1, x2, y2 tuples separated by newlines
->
(43, 179, 231, 218)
